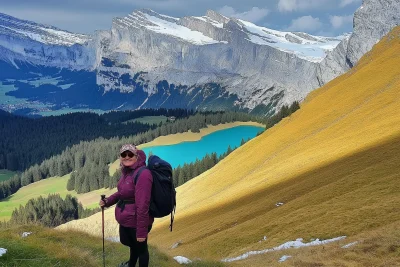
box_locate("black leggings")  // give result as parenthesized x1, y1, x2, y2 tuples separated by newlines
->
(119, 225, 152, 267)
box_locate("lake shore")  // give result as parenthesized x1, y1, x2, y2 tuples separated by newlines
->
(138, 121, 265, 149)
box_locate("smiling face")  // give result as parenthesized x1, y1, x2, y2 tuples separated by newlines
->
(120, 150, 138, 167)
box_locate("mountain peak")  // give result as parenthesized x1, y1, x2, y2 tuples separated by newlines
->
(205, 10, 229, 24)
(0, 12, 89, 46)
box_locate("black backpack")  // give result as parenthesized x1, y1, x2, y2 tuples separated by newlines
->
(134, 155, 176, 231)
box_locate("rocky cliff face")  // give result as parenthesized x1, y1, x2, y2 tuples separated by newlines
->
(318, 0, 400, 84)
(0, 13, 95, 69)
(96, 9, 342, 112)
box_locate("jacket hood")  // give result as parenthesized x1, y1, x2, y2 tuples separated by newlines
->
(122, 149, 146, 174)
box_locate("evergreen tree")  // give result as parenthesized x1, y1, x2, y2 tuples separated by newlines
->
(67, 173, 75, 191)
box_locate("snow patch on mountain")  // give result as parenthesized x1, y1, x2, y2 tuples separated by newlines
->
(117, 10, 222, 45)
(238, 19, 344, 62)
(141, 12, 221, 45)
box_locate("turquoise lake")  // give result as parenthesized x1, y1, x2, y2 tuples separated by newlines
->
(142, 125, 264, 168)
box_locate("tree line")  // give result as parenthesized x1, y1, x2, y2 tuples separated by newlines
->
(0, 194, 99, 228)
(0, 103, 300, 198)
(63, 111, 257, 193)
(0, 108, 191, 171)
(0, 111, 256, 196)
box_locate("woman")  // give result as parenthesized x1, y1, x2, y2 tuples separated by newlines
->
(99, 144, 154, 267)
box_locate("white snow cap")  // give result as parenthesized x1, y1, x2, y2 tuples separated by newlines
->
(21, 232, 32, 238)
(237, 19, 345, 63)
(119, 10, 221, 45)
(173, 256, 192, 264)
(0, 248, 7, 257)
(222, 236, 346, 262)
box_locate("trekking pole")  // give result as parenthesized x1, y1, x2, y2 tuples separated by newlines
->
(101, 194, 106, 267)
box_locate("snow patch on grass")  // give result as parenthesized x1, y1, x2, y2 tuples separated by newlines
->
(222, 236, 346, 262)
(0, 248, 7, 257)
(173, 256, 192, 264)
(279, 255, 292, 262)
(341, 241, 359, 248)
(21, 232, 32, 238)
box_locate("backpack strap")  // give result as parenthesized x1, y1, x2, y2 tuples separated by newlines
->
(133, 167, 147, 185)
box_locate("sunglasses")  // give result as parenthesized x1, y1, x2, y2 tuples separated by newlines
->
(120, 151, 136, 158)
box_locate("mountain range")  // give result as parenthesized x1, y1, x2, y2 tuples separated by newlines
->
(0, 0, 399, 115)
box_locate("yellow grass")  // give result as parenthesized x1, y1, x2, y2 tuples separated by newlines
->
(58, 27, 400, 265)
(228, 222, 400, 266)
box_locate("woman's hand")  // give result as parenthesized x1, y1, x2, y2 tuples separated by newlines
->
(137, 238, 146, 242)
(99, 199, 107, 207)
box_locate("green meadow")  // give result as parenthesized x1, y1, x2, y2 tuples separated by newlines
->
(123, 115, 168, 125)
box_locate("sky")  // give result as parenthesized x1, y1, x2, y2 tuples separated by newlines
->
(0, 0, 363, 36)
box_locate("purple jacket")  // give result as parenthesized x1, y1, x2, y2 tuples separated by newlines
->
(105, 150, 154, 239)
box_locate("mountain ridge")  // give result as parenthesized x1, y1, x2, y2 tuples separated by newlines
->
(1, 0, 399, 114)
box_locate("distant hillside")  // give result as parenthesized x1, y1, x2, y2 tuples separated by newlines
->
(58, 26, 400, 265)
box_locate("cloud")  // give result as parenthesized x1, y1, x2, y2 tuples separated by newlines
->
(277, 0, 297, 12)
(218, 6, 270, 23)
(330, 15, 353, 29)
(287, 15, 322, 32)
(0, 0, 186, 12)
(1, 7, 117, 33)
(116, 0, 186, 11)
(339, 0, 362, 7)
(277, 0, 330, 12)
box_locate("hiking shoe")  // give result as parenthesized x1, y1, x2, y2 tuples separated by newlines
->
(118, 261, 130, 267)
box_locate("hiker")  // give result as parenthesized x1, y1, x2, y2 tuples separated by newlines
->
(99, 144, 154, 267)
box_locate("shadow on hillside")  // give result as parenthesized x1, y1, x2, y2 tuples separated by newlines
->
(162, 132, 400, 245)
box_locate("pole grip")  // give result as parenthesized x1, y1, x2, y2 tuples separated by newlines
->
(101, 194, 106, 201)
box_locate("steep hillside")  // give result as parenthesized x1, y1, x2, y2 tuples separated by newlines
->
(147, 25, 400, 259)
(59, 26, 400, 264)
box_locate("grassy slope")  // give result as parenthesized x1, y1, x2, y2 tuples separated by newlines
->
(229, 221, 400, 266)
(143, 26, 400, 261)
(0, 224, 180, 267)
